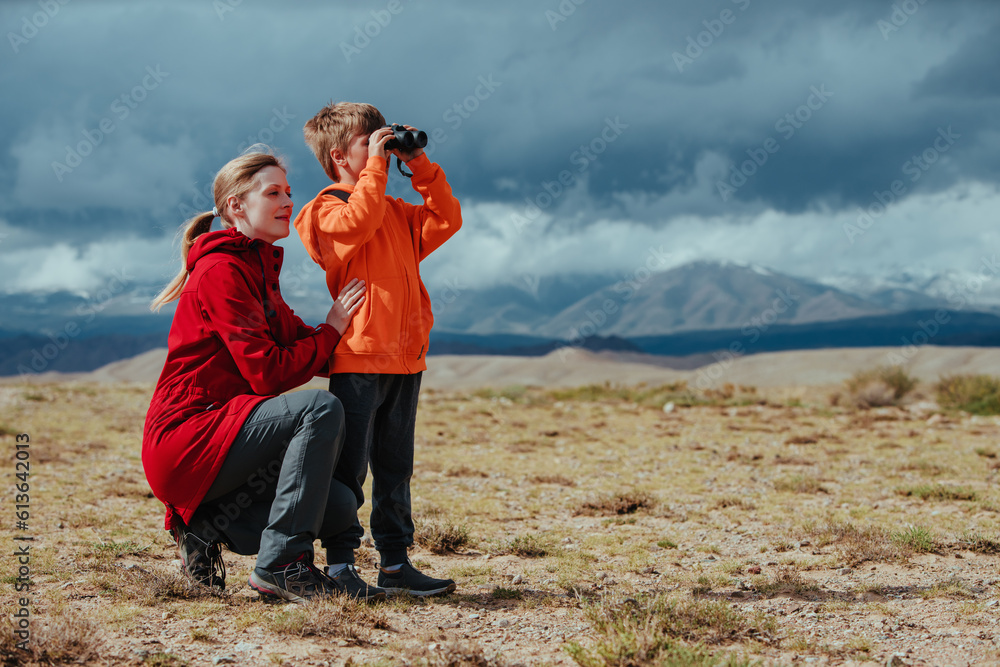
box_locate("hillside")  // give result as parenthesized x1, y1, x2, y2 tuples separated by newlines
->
(13, 345, 1000, 391)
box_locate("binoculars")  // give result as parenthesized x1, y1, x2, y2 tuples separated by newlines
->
(384, 124, 428, 152)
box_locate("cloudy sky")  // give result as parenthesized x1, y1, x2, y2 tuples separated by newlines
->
(2, 0, 999, 301)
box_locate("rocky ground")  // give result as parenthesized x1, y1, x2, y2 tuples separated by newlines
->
(1, 380, 999, 666)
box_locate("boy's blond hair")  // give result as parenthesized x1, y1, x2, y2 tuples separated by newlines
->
(303, 102, 386, 182)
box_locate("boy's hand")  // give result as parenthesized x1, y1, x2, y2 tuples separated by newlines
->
(369, 127, 393, 160)
(325, 278, 366, 335)
(388, 124, 425, 162)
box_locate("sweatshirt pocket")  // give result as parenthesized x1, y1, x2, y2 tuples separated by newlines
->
(346, 278, 406, 355)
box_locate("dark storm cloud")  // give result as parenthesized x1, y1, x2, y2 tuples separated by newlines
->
(915, 24, 1000, 99)
(1, 0, 998, 251)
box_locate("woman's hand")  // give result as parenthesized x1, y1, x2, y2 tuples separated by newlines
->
(325, 278, 366, 335)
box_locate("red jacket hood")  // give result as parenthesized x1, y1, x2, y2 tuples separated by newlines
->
(186, 228, 261, 272)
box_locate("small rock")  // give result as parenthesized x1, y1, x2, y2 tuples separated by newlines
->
(235, 642, 261, 652)
(748, 565, 762, 575)
(927, 414, 942, 425)
(663, 401, 676, 414)
(986, 600, 998, 608)
(886, 655, 910, 667)
(212, 657, 236, 665)
(512, 574, 524, 585)
(838, 567, 852, 575)
(161, 612, 173, 620)
(498, 619, 511, 628)
(469, 614, 480, 620)
(908, 400, 939, 415)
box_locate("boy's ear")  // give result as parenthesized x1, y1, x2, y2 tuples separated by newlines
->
(329, 147, 343, 178)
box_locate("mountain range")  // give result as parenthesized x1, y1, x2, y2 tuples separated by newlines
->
(4, 261, 1000, 377)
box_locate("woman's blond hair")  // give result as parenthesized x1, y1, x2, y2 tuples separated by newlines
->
(150, 147, 286, 311)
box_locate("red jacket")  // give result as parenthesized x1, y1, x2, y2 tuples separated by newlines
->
(293, 154, 462, 374)
(142, 228, 341, 530)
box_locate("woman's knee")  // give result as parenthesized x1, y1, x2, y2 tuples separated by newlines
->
(298, 389, 344, 432)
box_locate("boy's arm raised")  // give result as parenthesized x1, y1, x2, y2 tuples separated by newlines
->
(404, 154, 463, 261)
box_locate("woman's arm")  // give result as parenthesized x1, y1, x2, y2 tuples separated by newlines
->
(196, 262, 342, 395)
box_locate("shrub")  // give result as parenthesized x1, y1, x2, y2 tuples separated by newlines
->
(936, 374, 1000, 415)
(896, 484, 977, 502)
(491, 534, 549, 558)
(578, 491, 656, 516)
(844, 365, 917, 408)
(414, 521, 472, 553)
(891, 525, 936, 553)
(566, 594, 771, 666)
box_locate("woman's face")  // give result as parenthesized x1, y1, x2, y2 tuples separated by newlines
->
(229, 165, 293, 244)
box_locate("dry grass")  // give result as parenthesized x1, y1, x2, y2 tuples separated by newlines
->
(895, 484, 978, 502)
(936, 374, 1000, 415)
(2, 378, 998, 665)
(414, 520, 473, 553)
(260, 596, 391, 640)
(843, 365, 917, 408)
(751, 565, 820, 597)
(0, 609, 103, 666)
(567, 594, 772, 666)
(808, 521, 905, 566)
(411, 641, 515, 666)
(490, 534, 550, 558)
(577, 491, 657, 516)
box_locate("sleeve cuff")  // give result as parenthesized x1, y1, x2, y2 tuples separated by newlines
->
(405, 153, 433, 175)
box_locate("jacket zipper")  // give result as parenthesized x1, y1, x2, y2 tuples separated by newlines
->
(385, 205, 415, 373)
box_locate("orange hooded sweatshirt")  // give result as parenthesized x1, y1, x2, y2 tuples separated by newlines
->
(293, 154, 462, 374)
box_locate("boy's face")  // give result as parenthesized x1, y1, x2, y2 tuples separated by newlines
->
(335, 131, 373, 185)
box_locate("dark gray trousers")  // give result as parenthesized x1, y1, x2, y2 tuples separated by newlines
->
(190, 389, 356, 570)
(325, 372, 421, 567)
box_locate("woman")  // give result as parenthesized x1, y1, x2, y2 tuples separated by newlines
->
(143, 147, 382, 603)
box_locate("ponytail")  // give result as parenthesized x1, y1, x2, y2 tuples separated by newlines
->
(149, 211, 216, 311)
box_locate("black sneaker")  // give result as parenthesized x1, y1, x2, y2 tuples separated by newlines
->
(170, 523, 225, 590)
(327, 564, 387, 602)
(249, 553, 336, 604)
(377, 560, 456, 597)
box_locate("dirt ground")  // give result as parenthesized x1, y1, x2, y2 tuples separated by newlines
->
(1, 380, 999, 666)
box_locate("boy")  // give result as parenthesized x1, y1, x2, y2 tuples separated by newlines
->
(294, 102, 462, 598)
